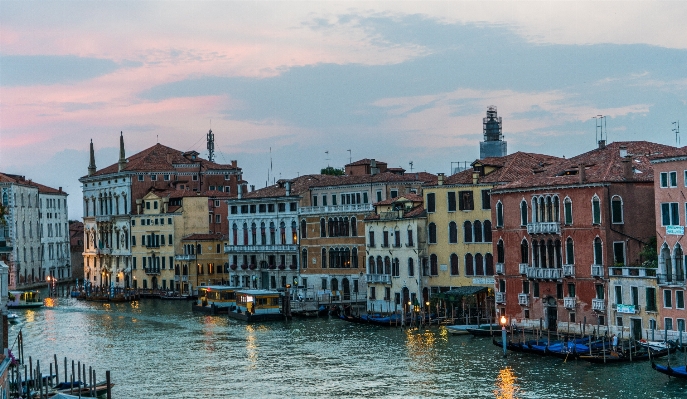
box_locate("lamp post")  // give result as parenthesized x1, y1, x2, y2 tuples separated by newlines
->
(500, 315, 508, 357)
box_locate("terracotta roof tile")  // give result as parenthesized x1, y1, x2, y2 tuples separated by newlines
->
(438, 152, 562, 186)
(308, 171, 436, 189)
(182, 233, 226, 241)
(345, 158, 388, 167)
(373, 192, 424, 206)
(0, 172, 67, 194)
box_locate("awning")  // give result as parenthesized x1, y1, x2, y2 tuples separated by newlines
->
(435, 286, 489, 301)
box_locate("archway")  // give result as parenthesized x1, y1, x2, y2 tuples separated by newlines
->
(545, 296, 557, 331)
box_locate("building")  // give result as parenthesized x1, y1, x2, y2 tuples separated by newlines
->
(364, 194, 426, 313)
(490, 141, 675, 335)
(479, 106, 507, 159)
(0, 173, 69, 288)
(299, 159, 436, 304)
(181, 233, 228, 288)
(421, 152, 560, 322)
(69, 221, 85, 280)
(80, 133, 243, 288)
(651, 150, 687, 340)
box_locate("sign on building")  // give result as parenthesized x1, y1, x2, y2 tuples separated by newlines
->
(616, 304, 636, 314)
(666, 225, 685, 236)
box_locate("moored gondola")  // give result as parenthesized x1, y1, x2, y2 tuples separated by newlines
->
(652, 362, 687, 379)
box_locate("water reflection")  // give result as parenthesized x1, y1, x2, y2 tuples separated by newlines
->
(494, 366, 519, 399)
(245, 324, 258, 369)
(44, 297, 56, 308)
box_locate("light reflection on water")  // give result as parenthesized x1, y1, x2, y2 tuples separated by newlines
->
(8, 297, 687, 398)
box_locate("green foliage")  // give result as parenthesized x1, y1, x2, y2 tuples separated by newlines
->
(321, 166, 344, 176)
(0, 203, 6, 226)
(640, 236, 658, 268)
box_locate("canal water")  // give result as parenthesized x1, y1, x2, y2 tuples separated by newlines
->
(9, 296, 687, 398)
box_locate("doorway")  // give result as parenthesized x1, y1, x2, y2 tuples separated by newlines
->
(545, 297, 558, 331)
(631, 318, 642, 340)
(342, 278, 350, 300)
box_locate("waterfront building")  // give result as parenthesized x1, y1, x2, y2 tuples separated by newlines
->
(651, 150, 687, 340)
(80, 133, 242, 288)
(225, 177, 313, 293)
(0, 173, 68, 288)
(299, 159, 435, 304)
(491, 141, 674, 335)
(422, 153, 559, 321)
(607, 265, 659, 339)
(363, 194, 426, 313)
(181, 233, 228, 288)
(69, 221, 85, 280)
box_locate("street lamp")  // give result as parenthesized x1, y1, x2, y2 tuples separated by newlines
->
(500, 315, 508, 357)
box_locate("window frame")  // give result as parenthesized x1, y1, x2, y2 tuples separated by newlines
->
(611, 196, 623, 224)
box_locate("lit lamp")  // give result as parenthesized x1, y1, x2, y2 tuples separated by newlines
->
(500, 315, 508, 357)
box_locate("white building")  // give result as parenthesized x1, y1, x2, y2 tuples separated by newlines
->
(33, 182, 70, 280)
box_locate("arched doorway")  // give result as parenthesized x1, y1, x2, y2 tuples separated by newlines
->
(545, 296, 557, 331)
(342, 278, 350, 300)
(331, 278, 339, 292)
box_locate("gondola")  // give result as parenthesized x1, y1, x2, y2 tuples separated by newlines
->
(579, 346, 672, 363)
(652, 362, 687, 379)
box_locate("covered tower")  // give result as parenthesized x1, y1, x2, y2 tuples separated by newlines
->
(479, 105, 507, 158)
(118, 131, 128, 172)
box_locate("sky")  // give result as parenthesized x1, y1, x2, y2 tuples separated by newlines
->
(1, 2, 686, 220)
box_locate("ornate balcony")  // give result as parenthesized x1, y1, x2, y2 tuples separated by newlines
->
(563, 264, 575, 277)
(495, 292, 506, 304)
(224, 244, 298, 253)
(519, 263, 528, 275)
(564, 297, 576, 309)
(96, 248, 111, 255)
(299, 203, 374, 215)
(591, 264, 604, 278)
(526, 222, 561, 235)
(496, 263, 505, 275)
(526, 267, 562, 280)
(175, 254, 195, 261)
(366, 274, 392, 284)
(518, 293, 530, 306)
(592, 298, 606, 312)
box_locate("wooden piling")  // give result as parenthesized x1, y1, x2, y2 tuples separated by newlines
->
(54, 354, 59, 384)
(106, 370, 111, 399)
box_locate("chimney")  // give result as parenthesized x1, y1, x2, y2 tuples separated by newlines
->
(285, 181, 291, 196)
(88, 139, 96, 176)
(578, 164, 586, 183)
(472, 172, 479, 185)
(231, 160, 237, 168)
(619, 146, 628, 158)
(598, 139, 606, 149)
(370, 159, 379, 176)
(437, 173, 444, 186)
(118, 131, 127, 172)
(622, 157, 633, 180)
(238, 184, 242, 199)
(250, 185, 255, 192)
(58, 187, 62, 193)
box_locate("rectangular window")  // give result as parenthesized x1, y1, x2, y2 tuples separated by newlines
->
(215, 215, 221, 223)
(660, 203, 680, 226)
(363, 192, 369, 203)
(321, 278, 327, 290)
(290, 203, 297, 212)
(427, 193, 436, 213)
(611, 199, 623, 223)
(250, 205, 257, 213)
(384, 287, 391, 301)
(533, 282, 540, 298)
(556, 283, 563, 299)
(595, 284, 604, 299)
(209, 186, 215, 191)
(677, 291, 685, 309)
(678, 319, 686, 333)
(646, 287, 657, 311)
(168, 234, 172, 244)
(132, 236, 136, 246)
(331, 195, 337, 206)
(665, 318, 674, 331)
(481, 189, 491, 210)
(376, 190, 382, 202)
(615, 285, 623, 304)
(568, 283, 575, 297)
(150, 174, 157, 181)
(192, 175, 198, 181)
(161, 235, 165, 245)
(259, 204, 266, 213)
(133, 257, 137, 269)
(670, 171, 678, 187)
(664, 290, 672, 308)
(631, 286, 639, 306)
(370, 287, 376, 300)
(164, 174, 170, 181)
(395, 293, 401, 305)
(407, 230, 414, 247)
(613, 242, 625, 265)
(564, 200, 573, 225)
(447, 192, 456, 212)
(458, 191, 474, 211)
(661, 172, 668, 188)
(138, 175, 144, 181)
(368, 231, 375, 247)
(322, 195, 328, 206)
(231, 206, 238, 214)
(616, 316, 623, 327)
(390, 189, 398, 199)
(522, 281, 529, 294)
(312, 196, 318, 207)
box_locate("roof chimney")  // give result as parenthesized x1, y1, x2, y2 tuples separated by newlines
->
(118, 131, 127, 172)
(58, 187, 62, 193)
(88, 139, 96, 176)
(250, 185, 255, 192)
(598, 139, 606, 149)
(370, 159, 379, 176)
(472, 171, 479, 185)
(237, 184, 243, 199)
(285, 181, 291, 196)
(437, 173, 444, 186)
(578, 164, 586, 183)
(622, 157, 633, 180)
(619, 146, 628, 158)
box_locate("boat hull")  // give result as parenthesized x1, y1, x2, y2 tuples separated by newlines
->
(652, 362, 687, 379)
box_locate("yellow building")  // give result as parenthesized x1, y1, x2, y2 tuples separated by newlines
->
(181, 233, 228, 288)
(131, 190, 209, 293)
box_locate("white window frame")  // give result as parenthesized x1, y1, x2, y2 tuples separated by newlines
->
(664, 290, 672, 308)
(661, 202, 680, 226)
(138, 175, 144, 181)
(611, 195, 624, 224)
(164, 174, 170, 181)
(670, 171, 678, 187)
(150, 174, 157, 181)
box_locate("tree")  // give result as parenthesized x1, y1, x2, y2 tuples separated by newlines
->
(640, 236, 658, 268)
(321, 166, 344, 176)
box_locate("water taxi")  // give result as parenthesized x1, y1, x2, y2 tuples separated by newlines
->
(228, 289, 283, 322)
(7, 290, 44, 309)
(192, 286, 236, 314)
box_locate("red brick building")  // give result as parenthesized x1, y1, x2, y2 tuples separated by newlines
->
(491, 141, 676, 333)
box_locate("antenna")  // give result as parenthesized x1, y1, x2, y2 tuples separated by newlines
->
(593, 115, 606, 146)
(206, 129, 215, 162)
(409, 161, 414, 172)
(347, 149, 352, 164)
(673, 121, 680, 146)
(325, 150, 330, 167)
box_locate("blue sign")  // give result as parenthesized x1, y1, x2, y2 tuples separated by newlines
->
(666, 226, 685, 235)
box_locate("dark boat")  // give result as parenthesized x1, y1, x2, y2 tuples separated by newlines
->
(652, 362, 687, 379)
(466, 324, 501, 337)
(579, 346, 672, 363)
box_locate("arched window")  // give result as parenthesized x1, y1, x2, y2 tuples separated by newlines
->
(485, 253, 494, 275)
(554, 239, 562, 268)
(553, 196, 560, 222)
(497, 240, 505, 263)
(675, 244, 685, 282)
(384, 257, 391, 274)
(376, 256, 384, 274)
(350, 217, 357, 237)
(611, 196, 623, 224)
(291, 221, 298, 244)
(538, 197, 545, 222)
(566, 238, 574, 264)
(408, 258, 415, 276)
(242, 222, 248, 245)
(368, 256, 375, 274)
(320, 218, 326, 237)
(475, 253, 484, 275)
(280, 221, 286, 244)
(564, 197, 573, 225)
(463, 221, 473, 243)
(430, 254, 438, 276)
(428, 222, 437, 244)
(302, 248, 308, 269)
(269, 222, 276, 244)
(465, 253, 474, 276)
(300, 219, 307, 239)
(260, 222, 267, 244)
(545, 240, 552, 268)
(251, 222, 257, 245)
(450, 254, 459, 275)
(392, 258, 400, 277)
(532, 198, 539, 223)
(232, 223, 238, 245)
(321, 247, 327, 268)
(351, 247, 358, 268)
(474, 220, 483, 243)
(448, 222, 458, 244)
(532, 240, 540, 267)
(483, 220, 492, 243)
(592, 196, 601, 224)
(520, 200, 528, 226)
(546, 196, 553, 222)
(593, 237, 603, 265)
(496, 201, 504, 227)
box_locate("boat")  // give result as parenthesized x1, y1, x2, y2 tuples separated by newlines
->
(466, 324, 502, 337)
(652, 362, 687, 379)
(50, 381, 115, 397)
(7, 290, 44, 309)
(7, 313, 19, 323)
(192, 286, 237, 314)
(579, 346, 672, 363)
(160, 291, 190, 300)
(447, 325, 482, 335)
(228, 290, 284, 322)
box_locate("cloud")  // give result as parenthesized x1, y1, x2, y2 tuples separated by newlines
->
(0, 55, 120, 86)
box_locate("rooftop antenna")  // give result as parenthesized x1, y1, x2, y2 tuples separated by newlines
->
(593, 115, 606, 147)
(347, 149, 352, 164)
(266, 147, 273, 187)
(409, 161, 414, 172)
(673, 121, 680, 146)
(206, 129, 215, 162)
(325, 150, 330, 167)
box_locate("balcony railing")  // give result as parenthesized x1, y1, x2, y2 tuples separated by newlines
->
(591, 264, 603, 278)
(526, 222, 561, 235)
(563, 264, 575, 277)
(518, 293, 530, 306)
(175, 254, 195, 261)
(174, 275, 189, 282)
(96, 248, 111, 255)
(495, 292, 506, 304)
(366, 274, 392, 284)
(564, 297, 576, 309)
(519, 264, 528, 275)
(299, 203, 373, 215)
(592, 298, 606, 312)
(496, 263, 505, 275)
(224, 244, 298, 253)
(526, 267, 562, 280)
(144, 267, 160, 275)
(657, 273, 686, 285)
(610, 267, 657, 278)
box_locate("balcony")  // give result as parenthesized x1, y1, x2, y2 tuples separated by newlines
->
(591, 264, 603, 278)
(299, 203, 374, 215)
(592, 298, 606, 312)
(518, 293, 530, 306)
(562, 264, 575, 277)
(519, 264, 528, 275)
(96, 248, 111, 255)
(144, 267, 160, 275)
(366, 274, 392, 284)
(495, 292, 506, 304)
(610, 267, 657, 278)
(526, 267, 562, 280)
(496, 263, 505, 275)
(656, 273, 685, 286)
(564, 297, 576, 309)
(173, 275, 189, 282)
(526, 222, 561, 235)
(175, 254, 195, 261)
(224, 244, 298, 254)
